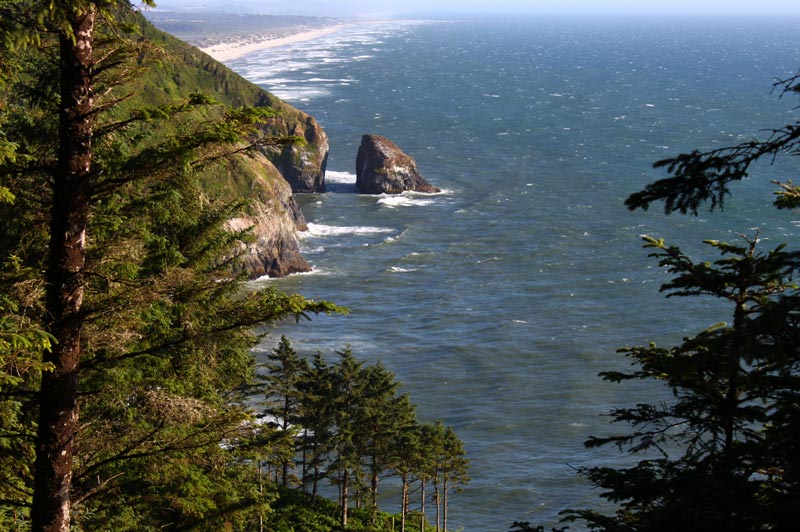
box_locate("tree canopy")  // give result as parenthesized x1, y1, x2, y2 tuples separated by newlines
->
(0, 1, 339, 530)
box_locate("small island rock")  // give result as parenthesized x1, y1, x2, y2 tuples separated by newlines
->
(356, 134, 440, 194)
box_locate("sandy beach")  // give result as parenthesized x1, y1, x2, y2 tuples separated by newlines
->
(200, 24, 349, 62)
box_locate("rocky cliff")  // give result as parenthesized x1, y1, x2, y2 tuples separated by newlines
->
(212, 152, 311, 278)
(356, 134, 440, 194)
(137, 12, 327, 277)
(263, 111, 329, 193)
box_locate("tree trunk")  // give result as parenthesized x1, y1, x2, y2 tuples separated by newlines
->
(31, 7, 95, 532)
(434, 482, 441, 532)
(311, 436, 319, 504)
(400, 472, 408, 532)
(341, 469, 349, 527)
(443, 478, 449, 532)
(370, 452, 379, 524)
(301, 429, 308, 493)
(282, 396, 290, 487)
(420, 480, 426, 532)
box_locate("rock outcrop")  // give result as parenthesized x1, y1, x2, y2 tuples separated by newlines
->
(263, 112, 329, 193)
(356, 134, 440, 195)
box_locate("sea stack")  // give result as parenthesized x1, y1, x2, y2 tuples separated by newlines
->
(356, 134, 440, 194)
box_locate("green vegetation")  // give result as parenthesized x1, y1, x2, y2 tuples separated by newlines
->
(257, 338, 468, 532)
(0, 1, 466, 531)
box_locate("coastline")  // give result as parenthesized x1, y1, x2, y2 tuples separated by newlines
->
(199, 24, 349, 62)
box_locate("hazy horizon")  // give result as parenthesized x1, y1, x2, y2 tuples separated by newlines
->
(149, 0, 800, 18)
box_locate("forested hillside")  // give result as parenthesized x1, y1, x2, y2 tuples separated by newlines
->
(0, 1, 467, 530)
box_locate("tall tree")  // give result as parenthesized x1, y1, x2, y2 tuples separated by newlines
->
(0, 2, 340, 529)
(417, 421, 446, 532)
(263, 335, 309, 487)
(440, 425, 469, 532)
(297, 351, 334, 502)
(357, 362, 415, 524)
(31, 2, 109, 528)
(392, 420, 423, 532)
(327, 348, 365, 528)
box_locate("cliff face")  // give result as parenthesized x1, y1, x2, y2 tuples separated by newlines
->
(224, 153, 310, 278)
(136, 12, 326, 277)
(356, 134, 440, 194)
(264, 112, 329, 193)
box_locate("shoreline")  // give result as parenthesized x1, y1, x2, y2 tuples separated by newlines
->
(199, 24, 349, 62)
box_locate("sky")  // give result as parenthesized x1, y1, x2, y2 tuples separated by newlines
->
(153, 0, 800, 17)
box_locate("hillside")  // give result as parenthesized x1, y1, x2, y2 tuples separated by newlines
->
(130, 8, 330, 277)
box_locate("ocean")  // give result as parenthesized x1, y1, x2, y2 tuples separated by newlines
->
(226, 15, 800, 530)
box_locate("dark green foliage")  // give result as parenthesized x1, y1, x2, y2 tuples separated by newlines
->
(0, 1, 341, 529)
(625, 71, 800, 215)
(266, 338, 468, 531)
(0, 2, 466, 530)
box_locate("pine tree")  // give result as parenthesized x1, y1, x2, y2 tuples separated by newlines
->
(326, 348, 365, 527)
(297, 351, 334, 503)
(441, 425, 469, 532)
(564, 235, 800, 530)
(0, 2, 340, 529)
(263, 335, 309, 487)
(357, 362, 416, 524)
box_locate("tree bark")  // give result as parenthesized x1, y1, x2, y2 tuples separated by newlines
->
(434, 481, 441, 532)
(31, 6, 95, 532)
(400, 472, 408, 532)
(443, 478, 449, 532)
(370, 451, 379, 524)
(420, 480, 426, 532)
(341, 469, 349, 527)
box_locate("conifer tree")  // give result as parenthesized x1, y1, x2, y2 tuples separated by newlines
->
(263, 335, 309, 487)
(417, 421, 447, 532)
(358, 362, 416, 524)
(441, 425, 469, 532)
(297, 351, 334, 502)
(392, 421, 423, 532)
(0, 2, 339, 529)
(326, 348, 365, 527)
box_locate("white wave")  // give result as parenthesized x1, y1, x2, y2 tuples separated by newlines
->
(232, 21, 431, 103)
(383, 229, 408, 243)
(306, 77, 355, 83)
(248, 266, 333, 283)
(268, 87, 331, 102)
(325, 170, 357, 184)
(305, 223, 394, 237)
(300, 245, 326, 254)
(377, 194, 436, 208)
(388, 266, 418, 273)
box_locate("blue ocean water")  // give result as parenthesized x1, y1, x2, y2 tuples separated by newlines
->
(228, 16, 800, 530)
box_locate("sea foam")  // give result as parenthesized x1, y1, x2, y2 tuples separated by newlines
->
(304, 223, 394, 237)
(325, 170, 357, 184)
(377, 194, 436, 208)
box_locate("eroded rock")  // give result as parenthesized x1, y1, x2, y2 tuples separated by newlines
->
(356, 134, 439, 194)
